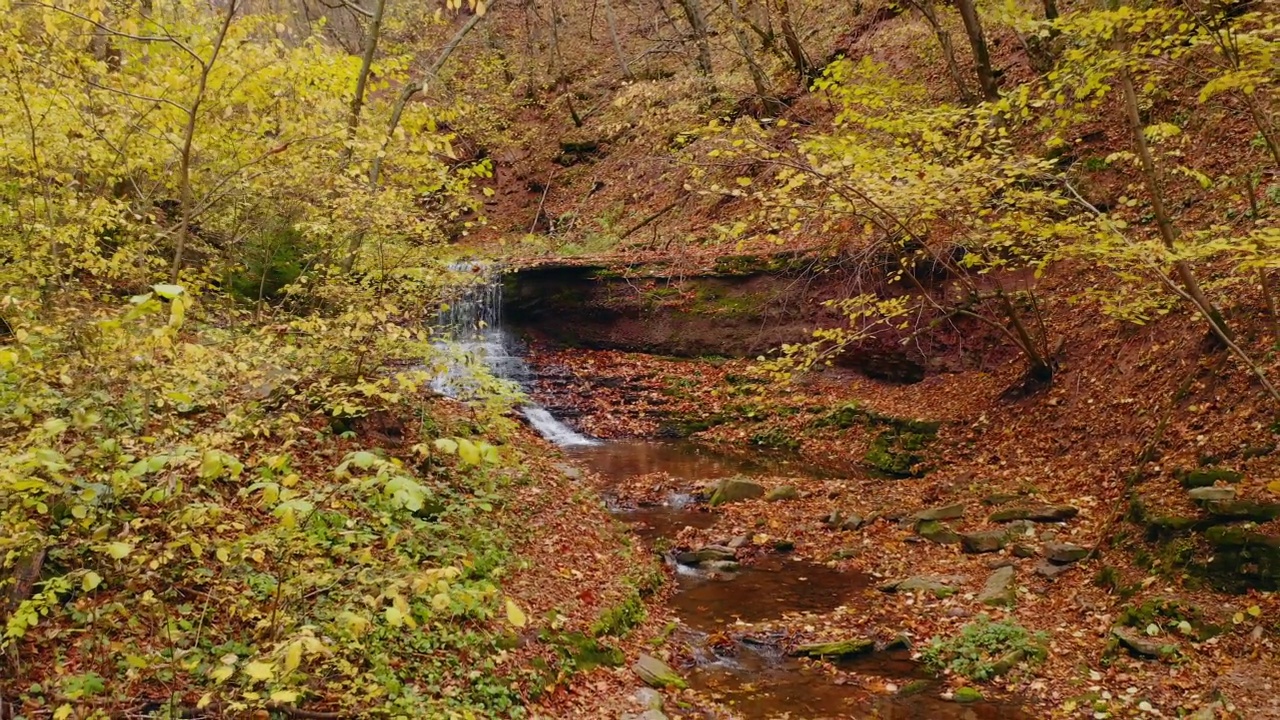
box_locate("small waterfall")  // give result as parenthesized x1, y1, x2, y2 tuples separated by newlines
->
(432, 262, 599, 447)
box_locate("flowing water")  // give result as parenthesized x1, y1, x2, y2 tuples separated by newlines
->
(435, 265, 1027, 719)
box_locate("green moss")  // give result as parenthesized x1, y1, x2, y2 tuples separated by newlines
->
(792, 637, 875, 659)
(1116, 598, 1221, 641)
(591, 588, 646, 638)
(954, 687, 984, 703)
(1175, 467, 1244, 488)
(921, 615, 1047, 682)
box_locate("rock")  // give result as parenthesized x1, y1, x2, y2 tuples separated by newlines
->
(1205, 526, 1280, 548)
(555, 462, 584, 481)
(702, 560, 741, 571)
(945, 606, 971, 618)
(632, 688, 663, 710)
(881, 575, 963, 596)
(991, 649, 1025, 676)
(961, 529, 1009, 554)
(792, 637, 874, 659)
(709, 478, 765, 505)
(1039, 530, 1058, 543)
(674, 545, 736, 565)
(633, 654, 687, 689)
(986, 558, 1016, 570)
(982, 492, 1024, 506)
(1035, 560, 1072, 579)
(1189, 701, 1224, 720)
(953, 687, 984, 703)
(1111, 626, 1178, 659)
(979, 566, 1017, 607)
(1177, 467, 1243, 489)
(838, 514, 866, 531)
(621, 711, 667, 720)
(914, 503, 967, 522)
(1043, 542, 1089, 564)
(989, 504, 1079, 523)
(831, 547, 860, 560)
(773, 540, 795, 553)
(1188, 486, 1236, 503)
(766, 485, 799, 502)
(916, 520, 961, 544)
(1204, 500, 1280, 521)
(726, 534, 750, 549)
(899, 679, 933, 696)
(1012, 544, 1038, 558)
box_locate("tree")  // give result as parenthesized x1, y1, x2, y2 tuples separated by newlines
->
(955, 0, 1000, 100)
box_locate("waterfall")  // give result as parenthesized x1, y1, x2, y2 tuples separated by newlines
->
(432, 262, 599, 447)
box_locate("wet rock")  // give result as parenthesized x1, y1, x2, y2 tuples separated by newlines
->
(633, 654, 687, 689)
(772, 540, 795, 553)
(979, 566, 1017, 607)
(702, 560, 741, 571)
(1111, 626, 1178, 659)
(792, 637, 874, 659)
(914, 503, 966, 522)
(554, 462, 584, 481)
(1035, 560, 1072, 579)
(766, 485, 799, 502)
(674, 545, 736, 565)
(899, 679, 933, 696)
(1188, 486, 1236, 503)
(1043, 542, 1089, 564)
(1012, 544, 1038, 558)
(1204, 500, 1280, 521)
(989, 504, 1079, 523)
(916, 520, 961, 544)
(709, 477, 765, 505)
(961, 529, 1009, 554)
(1177, 467, 1243, 489)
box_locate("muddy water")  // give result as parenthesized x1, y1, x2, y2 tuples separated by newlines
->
(568, 440, 1028, 720)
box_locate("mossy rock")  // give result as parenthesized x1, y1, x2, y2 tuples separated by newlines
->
(954, 687, 984, 703)
(989, 504, 1079, 523)
(1176, 467, 1244, 489)
(709, 477, 765, 505)
(791, 637, 875, 659)
(917, 520, 961, 545)
(766, 485, 800, 502)
(1204, 500, 1280, 522)
(1116, 597, 1221, 642)
(633, 654, 686, 689)
(864, 429, 933, 477)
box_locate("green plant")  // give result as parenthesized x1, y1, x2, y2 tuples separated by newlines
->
(921, 615, 1048, 681)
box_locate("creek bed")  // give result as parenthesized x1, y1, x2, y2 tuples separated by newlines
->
(568, 440, 1028, 720)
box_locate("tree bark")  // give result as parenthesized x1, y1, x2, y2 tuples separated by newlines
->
(171, 0, 239, 283)
(343, 0, 389, 165)
(910, 0, 973, 103)
(774, 0, 808, 80)
(675, 0, 714, 77)
(726, 0, 781, 114)
(602, 0, 632, 79)
(954, 0, 999, 101)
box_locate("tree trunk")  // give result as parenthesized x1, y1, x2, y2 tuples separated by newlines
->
(602, 0, 632, 79)
(676, 0, 714, 77)
(1041, 0, 1058, 20)
(912, 0, 973, 103)
(775, 0, 808, 80)
(726, 0, 781, 114)
(954, 0, 999, 101)
(171, 0, 239, 283)
(344, 0, 389, 164)
(1117, 63, 1234, 342)
(347, 3, 495, 272)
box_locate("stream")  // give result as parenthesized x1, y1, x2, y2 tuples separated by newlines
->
(434, 266, 1026, 719)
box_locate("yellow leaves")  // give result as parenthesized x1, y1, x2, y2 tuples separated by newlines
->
(283, 642, 303, 675)
(271, 690, 300, 704)
(243, 660, 275, 681)
(81, 571, 102, 592)
(102, 542, 133, 560)
(209, 663, 235, 684)
(505, 598, 527, 628)
(1266, 480, 1280, 494)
